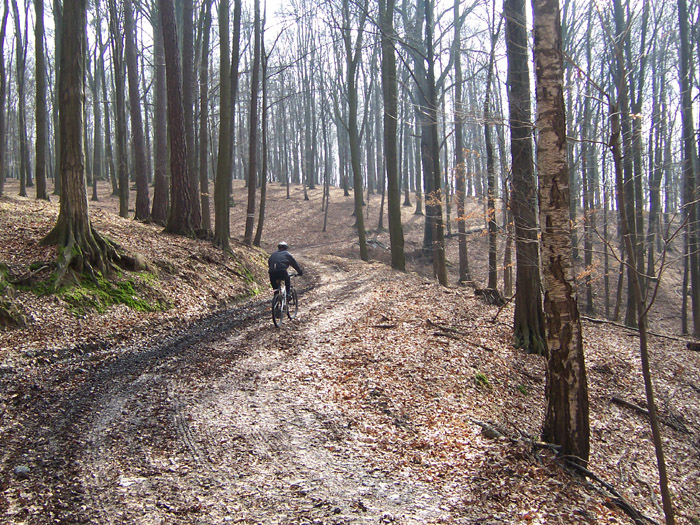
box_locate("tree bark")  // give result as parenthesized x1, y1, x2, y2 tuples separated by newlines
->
(108, 0, 129, 219)
(343, 0, 368, 261)
(678, 0, 700, 337)
(182, 0, 201, 229)
(151, 2, 169, 225)
(0, 1, 7, 198)
(505, 0, 546, 355)
(160, 0, 194, 235)
(41, 0, 120, 283)
(532, 0, 589, 464)
(35, 0, 48, 200)
(379, 0, 405, 271)
(124, 0, 150, 220)
(243, 0, 261, 246)
(199, 0, 212, 231)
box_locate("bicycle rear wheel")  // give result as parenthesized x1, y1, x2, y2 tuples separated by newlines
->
(287, 288, 298, 319)
(272, 293, 284, 327)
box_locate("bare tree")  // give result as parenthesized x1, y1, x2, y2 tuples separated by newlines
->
(160, 0, 194, 235)
(505, 0, 546, 355)
(124, 0, 150, 220)
(532, 0, 589, 464)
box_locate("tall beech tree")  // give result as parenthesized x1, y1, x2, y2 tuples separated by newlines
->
(380, 0, 405, 271)
(199, 0, 213, 232)
(151, 1, 169, 224)
(505, 0, 546, 355)
(41, 0, 122, 283)
(107, 0, 129, 218)
(341, 0, 369, 261)
(124, 0, 150, 220)
(243, 0, 262, 246)
(532, 0, 589, 464)
(35, 0, 48, 201)
(160, 0, 194, 235)
(678, 0, 700, 337)
(0, 0, 7, 199)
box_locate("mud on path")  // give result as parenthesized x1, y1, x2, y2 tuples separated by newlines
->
(2, 256, 448, 524)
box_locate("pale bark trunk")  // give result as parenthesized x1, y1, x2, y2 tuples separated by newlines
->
(532, 0, 589, 464)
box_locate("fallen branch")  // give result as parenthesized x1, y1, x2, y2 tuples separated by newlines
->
(563, 460, 659, 525)
(611, 396, 690, 434)
(427, 319, 497, 352)
(581, 315, 697, 345)
(372, 323, 397, 329)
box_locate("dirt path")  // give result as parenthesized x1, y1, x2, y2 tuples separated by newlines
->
(3, 257, 447, 524)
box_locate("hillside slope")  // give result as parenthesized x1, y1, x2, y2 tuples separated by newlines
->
(0, 179, 698, 523)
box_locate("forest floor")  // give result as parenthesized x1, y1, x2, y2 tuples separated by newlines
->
(0, 178, 699, 524)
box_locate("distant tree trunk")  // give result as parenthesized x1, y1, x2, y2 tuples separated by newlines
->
(124, 0, 150, 220)
(35, 0, 48, 200)
(90, 32, 103, 202)
(484, 26, 498, 291)
(151, 3, 169, 225)
(611, 0, 638, 328)
(11, 0, 30, 196)
(343, 0, 369, 261)
(532, 0, 589, 464)
(52, 0, 62, 196)
(0, 0, 7, 198)
(160, 0, 194, 235)
(424, 0, 447, 285)
(610, 96, 676, 525)
(96, 23, 116, 197)
(213, 0, 241, 250)
(41, 0, 121, 283)
(678, 0, 700, 337)
(253, 21, 268, 248)
(108, 0, 129, 218)
(199, 0, 212, 231)
(182, 0, 201, 229)
(243, 0, 261, 246)
(379, 0, 405, 271)
(453, 0, 471, 284)
(505, 0, 546, 355)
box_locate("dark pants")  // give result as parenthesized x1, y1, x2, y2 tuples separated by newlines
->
(269, 270, 290, 295)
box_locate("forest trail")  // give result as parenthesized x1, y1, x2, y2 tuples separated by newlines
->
(3, 257, 448, 523)
(2, 181, 699, 523)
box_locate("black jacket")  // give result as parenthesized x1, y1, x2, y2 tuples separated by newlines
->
(268, 250, 302, 274)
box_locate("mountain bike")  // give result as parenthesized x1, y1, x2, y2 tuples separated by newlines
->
(271, 274, 298, 328)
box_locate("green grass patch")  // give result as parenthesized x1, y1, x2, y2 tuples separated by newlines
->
(517, 384, 528, 395)
(474, 371, 491, 389)
(60, 276, 167, 315)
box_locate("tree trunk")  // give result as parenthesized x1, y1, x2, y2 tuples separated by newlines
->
(532, 0, 589, 464)
(253, 24, 268, 248)
(35, 0, 48, 200)
(160, 0, 194, 235)
(505, 0, 546, 355)
(213, 0, 241, 250)
(182, 0, 201, 229)
(610, 99, 676, 524)
(108, 0, 129, 218)
(41, 0, 120, 283)
(0, 1, 7, 198)
(678, 0, 700, 337)
(124, 0, 150, 220)
(52, 0, 62, 196)
(380, 0, 405, 271)
(199, 0, 212, 231)
(343, 0, 368, 261)
(484, 27, 498, 291)
(151, 2, 169, 225)
(243, 0, 261, 246)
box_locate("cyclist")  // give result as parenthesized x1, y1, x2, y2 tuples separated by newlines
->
(268, 241, 303, 298)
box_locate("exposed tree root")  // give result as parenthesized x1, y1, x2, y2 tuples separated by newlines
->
(41, 219, 130, 290)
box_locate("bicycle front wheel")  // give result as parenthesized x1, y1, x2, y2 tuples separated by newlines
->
(272, 294, 284, 327)
(287, 288, 298, 320)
